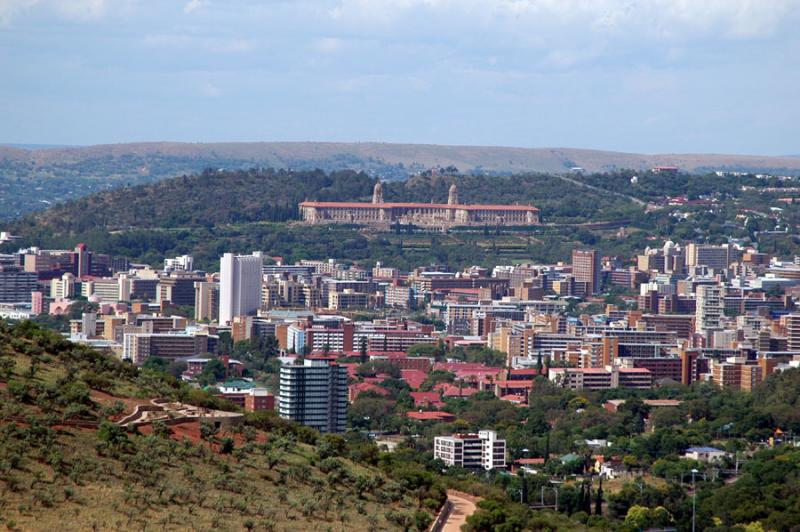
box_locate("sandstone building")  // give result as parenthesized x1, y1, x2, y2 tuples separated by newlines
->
(299, 182, 539, 228)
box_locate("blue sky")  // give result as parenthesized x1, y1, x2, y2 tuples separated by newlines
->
(1, 0, 799, 154)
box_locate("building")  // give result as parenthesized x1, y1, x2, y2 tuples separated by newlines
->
(164, 255, 194, 273)
(278, 358, 348, 433)
(300, 182, 539, 229)
(786, 314, 800, 352)
(50, 273, 76, 300)
(548, 366, 653, 390)
(219, 252, 263, 325)
(434, 430, 506, 471)
(696, 285, 723, 336)
(158, 272, 205, 306)
(572, 249, 601, 295)
(686, 243, 735, 273)
(123, 332, 213, 365)
(0, 265, 38, 303)
(194, 281, 219, 322)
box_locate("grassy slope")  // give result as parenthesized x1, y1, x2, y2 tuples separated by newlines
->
(0, 323, 423, 531)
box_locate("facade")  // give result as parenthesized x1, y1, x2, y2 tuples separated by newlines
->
(548, 366, 653, 390)
(299, 183, 539, 229)
(434, 430, 507, 471)
(194, 281, 219, 322)
(123, 332, 212, 365)
(278, 358, 348, 433)
(219, 252, 263, 325)
(572, 249, 602, 295)
(696, 284, 723, 336)
(0, 265, 38, 303)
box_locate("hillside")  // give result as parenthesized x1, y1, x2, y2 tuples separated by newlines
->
(0, 321, 437, 531)
(3, 141, 800, 221)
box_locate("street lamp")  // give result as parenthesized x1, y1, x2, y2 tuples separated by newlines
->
(691, 468, 699, 532)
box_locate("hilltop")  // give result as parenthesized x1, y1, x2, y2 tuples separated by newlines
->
(0, 321, 438, 531)
(3, 141, 800, 221)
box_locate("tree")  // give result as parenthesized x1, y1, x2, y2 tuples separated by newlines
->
(198, 358, 227, 385)
(359, 336, 368, 365)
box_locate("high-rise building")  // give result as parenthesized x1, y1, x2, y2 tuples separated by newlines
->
(50, 273, 76, 299)
(219, 253, 263, 325)
(163, 255, 194, 273)
(572, 249, 601, 295)
(696, 285, 723, 335)
(194, 281, 219, 322)
(434, 430, 506, 470)
(278, 358, 348, 433)
(786, 314, 800, 352)
(686, 243, 734, 272)
(0, 265, 38, 303)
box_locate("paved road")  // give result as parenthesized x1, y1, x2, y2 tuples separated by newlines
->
(442, 491, 479, 532)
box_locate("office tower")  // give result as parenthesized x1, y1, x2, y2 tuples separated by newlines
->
(685, 243, 734, 272)
(50, 272, 76, 299)
(786, 314, 800, 352)
(278, 358, 348, 433)
(74, 243, 89, 278)
(572, 249, 601, 295)
(696, 285, 723, 335)
(194, 281, 219, 322)
(0, 265, 38, 303)
(219, 253, 263, 325)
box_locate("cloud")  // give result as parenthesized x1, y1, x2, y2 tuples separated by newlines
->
(144, 34, 256, 53)
(0, 0, 116, 24)
(314, 37, 343, 54)
(183, 0, 205, 14)
(200, 80, 221, 97)
(0, 0, 37, 25)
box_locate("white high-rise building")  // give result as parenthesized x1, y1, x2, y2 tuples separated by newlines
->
(219, 252, 263, 325)
(696, 284, 724, 336)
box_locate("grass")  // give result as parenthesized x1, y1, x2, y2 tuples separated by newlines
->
(0, 323, 429, 531)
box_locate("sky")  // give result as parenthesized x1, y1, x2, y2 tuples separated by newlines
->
(1, 0, 799, 155)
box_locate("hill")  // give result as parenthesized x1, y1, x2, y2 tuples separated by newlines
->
(3, 141, 800, 221)
(0, 321, 439, 531)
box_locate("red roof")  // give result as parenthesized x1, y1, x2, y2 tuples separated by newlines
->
(516, 458, 546, 465)
(406, 411, 455, 421)
(349, 382, 389, 400)
(401, 369, 428, 390)
(441, 384, 480, 398)
(410, 391, 444, 408)
(300, 201, 539, 212)
(500, 394, 526, 403)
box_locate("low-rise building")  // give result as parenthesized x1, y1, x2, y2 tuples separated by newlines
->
(434, 430, 506, 471)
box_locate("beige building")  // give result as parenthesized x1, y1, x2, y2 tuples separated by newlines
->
(300, 183, 539, 229)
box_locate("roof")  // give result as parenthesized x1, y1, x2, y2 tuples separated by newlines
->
(300, 201, 538, 212)
(406, 411, 455, 421)
(401, 369, 428, 390)
(686, 446, 724, 453)
(349, 382, 389, 398)
(409, 391, 444, 407)
(516, 458, 545, 465)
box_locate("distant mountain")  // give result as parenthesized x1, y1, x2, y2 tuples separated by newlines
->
(3, 141, 800, 221)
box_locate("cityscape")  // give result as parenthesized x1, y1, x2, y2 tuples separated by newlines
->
(2, 1, 799, 531)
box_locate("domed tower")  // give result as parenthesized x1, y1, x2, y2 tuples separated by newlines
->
(448, 182, 459, 205)
(372, 181, 384, 204)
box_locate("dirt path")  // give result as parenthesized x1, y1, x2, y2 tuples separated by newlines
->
(442, 491, 480, 532)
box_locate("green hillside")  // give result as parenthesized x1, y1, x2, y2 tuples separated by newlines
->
(0, 321, 439, 531)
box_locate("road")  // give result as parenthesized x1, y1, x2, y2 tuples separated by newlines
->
(553, 173, 647, 207)
(442, 491, 480, 532)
